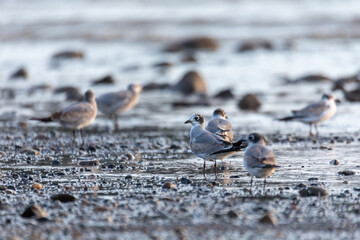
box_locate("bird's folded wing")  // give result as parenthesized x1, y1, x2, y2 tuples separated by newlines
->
(293, 101, 329, 118)
(60, 103, 95, 123)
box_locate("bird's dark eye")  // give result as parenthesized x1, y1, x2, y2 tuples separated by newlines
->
(195, 116, 200, 121)
(249, 135, 254, 140)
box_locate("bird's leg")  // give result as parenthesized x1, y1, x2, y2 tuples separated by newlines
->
(214, 160, 218, 180)
(314, 123, 319, 137)
(72, 130, 77, 145)
(203, 160, 206, 178)
(309, 123, 313, 137)
(80, 129, 85, 146)
(263, 178, 266, 194)
(113, 114, 119, 132)
(250, 177, 253, 195)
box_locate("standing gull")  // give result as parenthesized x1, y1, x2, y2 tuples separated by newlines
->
(31, 90, 97, 145)
(96, 83, 142, 131)
(185, 113, 243, 177)
(278, 94, 338, 136)
(206, 108, 233, 142)
(243, 133, 279, 191)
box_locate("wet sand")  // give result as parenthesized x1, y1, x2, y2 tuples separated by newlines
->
(0, 126, 359, 239)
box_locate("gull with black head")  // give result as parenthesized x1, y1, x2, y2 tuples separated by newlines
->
(243, 133, 279, 191)
(206, 108, 233, 142)
(278, 94, 339, 137)
(185, 113, 243, 177)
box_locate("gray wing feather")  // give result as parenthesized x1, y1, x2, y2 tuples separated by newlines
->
(245, 145, 276, 168)
(96, 91, 131, 113)
(293, 101, 329, 118)
(206, 118, 233, 141)
(60, 102, 96, 123)
(191, 131, 232, 156)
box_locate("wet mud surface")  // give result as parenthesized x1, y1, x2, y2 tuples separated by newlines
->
(1, 126, 360, 239)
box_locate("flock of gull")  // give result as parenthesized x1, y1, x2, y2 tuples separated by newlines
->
(29, 83, 339, 187)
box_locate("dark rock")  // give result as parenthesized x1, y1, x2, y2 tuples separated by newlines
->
(180, 177, 192, 184)
(53, 86, 83, 101)
(21, 204, 47, 218)
(92, 75, 116, 85)
(172, 98, 211, 108)
(51, 194, 76, 202)
(227, 210, 239, 218)
(330, 159, 339, 165)
(153, 62, 173, 68)
(181, 53, 197, 62)
(299, 187, 328, 197)
(87, 145, 96, 152)
(162, 182, 176, 189)
(143, 82, 172, 91)
(107, 164, 116, 169)
(237, 39, 274, 52)
(52, 50, 84, 60)
(9, 67, 28, 80)
(332, 74, 359, 91)
(170, 144, 182, 150)
(79, 160, 100, 167)
(51, 160, 61, 166)
(338, 170, 356, 176)
(125, 175, 132, 180)
(238, 94, 261, 110)
(28, 84, 52, 96)
(308, 178, 318, 181)
(213, 89, 235, 99)
(286, 74, 332, 84)
(259, 213, 277, 225)
(173, 71, 207, 95)
(164, 37, 218, 52)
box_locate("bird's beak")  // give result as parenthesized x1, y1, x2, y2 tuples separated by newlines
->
(335, 99, 341, 104)
(184, 119, 191, 124)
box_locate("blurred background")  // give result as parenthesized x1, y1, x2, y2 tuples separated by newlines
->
(1, 0, 360, 134)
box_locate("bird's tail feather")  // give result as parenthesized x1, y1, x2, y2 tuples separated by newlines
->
(278, 116, 295, 121)
(30, 117, 53, 122)
(211, 139, 245, 155)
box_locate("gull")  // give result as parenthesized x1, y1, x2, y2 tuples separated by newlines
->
(278, 94, 338, 136)
(185, 113, 244, 177)
(96, 83, 142, 131)
(243, 133, 279, 191)
(31, 90, 97, 145)
(206, 108, 233, 142)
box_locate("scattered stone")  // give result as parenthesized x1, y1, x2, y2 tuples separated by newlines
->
(285, 74, 332, 84)
(172, 98, 211, 108)
(125, 175, 132, 180)
(53, 86, 83, 101)
(51, 160, 61, 166)
(238, 94, 261, 110)
(143, 82, 172, 91)
(51, 194, 76, 202)
(181, 53, 197, 62)
(153, 61, 173, 68)
(92, 75, 116, 85)
(227, 210, 239, 218)
(52, 50, 84, 60)
(180, 177, 192, 184)
(259, 213, 277, 226)
(124, 153, 135, 161)
(32, 183, 43, 190)
(308, 178, 318, 181)
(330, 159, 339, 165)
(28, 84, 52, 96)
(87, 145, 96, 152)
(173, 71, 207, 95)
(162, 182, 176, 189)
(19, 147, 39, 155)
(213, 89, 235, 99)
(9, 67, 28, 80)
(164, 37, 218, 52)
(78, 160, 100, 167)
(21, 204, 47, 218)
(34, 134, 50, 141)
(338, 170, 356, 176)
(237, 39, 274, 52)
(299, 187, 328, 197)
